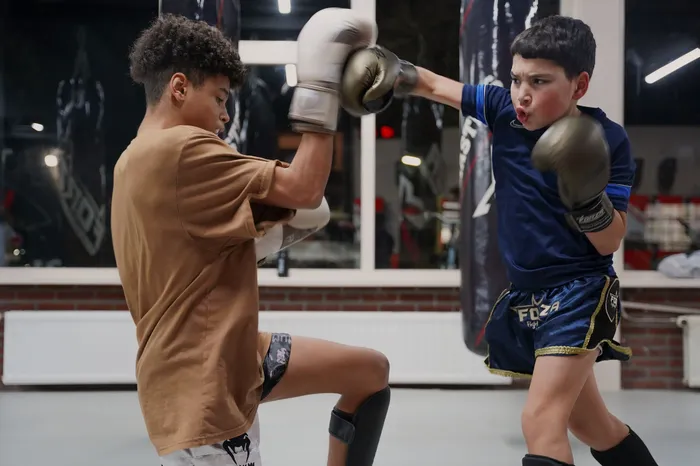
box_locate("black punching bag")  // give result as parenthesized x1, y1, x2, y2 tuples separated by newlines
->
(160, 0, 244, 152)
(459, 0, 557, 356)
(54, 26, 108, 265)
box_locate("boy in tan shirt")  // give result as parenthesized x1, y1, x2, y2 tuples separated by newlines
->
(111, 11, 390, 466)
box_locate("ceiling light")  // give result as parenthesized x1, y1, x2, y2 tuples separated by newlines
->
(278, 0, 291, 14)
(401, 155, 421, 167)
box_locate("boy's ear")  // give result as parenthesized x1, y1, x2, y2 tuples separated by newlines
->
(572, 71, 590, 100)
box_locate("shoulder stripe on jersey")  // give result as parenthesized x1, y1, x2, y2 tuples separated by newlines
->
(606, 184, 631, 199)
(475, 84, 487, 126)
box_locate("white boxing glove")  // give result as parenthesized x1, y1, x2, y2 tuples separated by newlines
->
(255, 197, 331, 263)
(289, 8, 377, 133)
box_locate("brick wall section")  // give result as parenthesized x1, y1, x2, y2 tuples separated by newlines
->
(0, 285, 698, 389)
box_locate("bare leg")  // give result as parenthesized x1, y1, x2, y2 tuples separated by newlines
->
(262, 335, 390, 466)
(521, 351, 598, 464)
(568, 371, 629, 451)
(569, 371, 659, 465)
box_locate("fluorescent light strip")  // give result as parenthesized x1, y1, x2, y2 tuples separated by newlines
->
(644, 47, 700, 84)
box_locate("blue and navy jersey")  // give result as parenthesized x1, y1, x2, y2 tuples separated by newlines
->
(461, 84, 635, 290)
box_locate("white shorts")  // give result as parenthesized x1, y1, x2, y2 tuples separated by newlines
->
(160, 414, 262, 466)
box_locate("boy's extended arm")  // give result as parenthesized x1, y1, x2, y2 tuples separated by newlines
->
(341, 46, 510, 127)
(410, 67, 466, 111)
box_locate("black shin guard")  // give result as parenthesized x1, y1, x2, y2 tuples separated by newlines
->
(522, 454, 574, 466)
(328, 386, 391, 466)
(590, 426, 658, 466)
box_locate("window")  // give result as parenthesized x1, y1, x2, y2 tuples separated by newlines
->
(372, 0, 558, 270)
(0, 1, 361, 270)
(244, 65, 361, 269)
(1, 1, 159, 267)
(161, 0, 351, 41)
(240, 0, 351, 41)
(623, 0, 700, 272)
(373, 0, 461, 269)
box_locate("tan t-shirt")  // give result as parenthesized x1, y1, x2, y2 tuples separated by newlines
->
(111, 125, 293, 456)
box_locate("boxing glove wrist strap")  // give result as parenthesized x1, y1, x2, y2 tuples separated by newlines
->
(289, 84, 340, 133)
(565, 193, 614, 233)
(395, 60, 418, 97)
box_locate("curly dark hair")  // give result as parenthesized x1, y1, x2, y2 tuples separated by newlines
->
(129, 14, 247, 104)
(511, 15, 596, 79)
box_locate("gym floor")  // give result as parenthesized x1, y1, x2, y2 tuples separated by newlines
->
(0, 388, 697, 465)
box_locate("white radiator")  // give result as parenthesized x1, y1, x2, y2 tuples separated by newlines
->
(2, 310, 510, 386)
(677, 315, 700, 388)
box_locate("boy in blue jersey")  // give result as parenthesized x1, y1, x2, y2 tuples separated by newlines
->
(339, 15, 660, 466)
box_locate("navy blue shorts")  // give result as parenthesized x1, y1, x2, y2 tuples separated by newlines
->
(484, 275, 632, 378)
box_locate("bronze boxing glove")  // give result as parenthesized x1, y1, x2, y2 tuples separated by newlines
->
(340, 45, 418, 117)
(531, 115, 614, 233)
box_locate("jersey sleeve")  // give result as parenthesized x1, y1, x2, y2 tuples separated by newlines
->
(606, 136, 636, 213)
(461, 84, 511, 130)
(176, 130, 295, 253)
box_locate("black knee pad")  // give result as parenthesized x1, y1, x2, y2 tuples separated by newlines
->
(523, 454, 574, 466)
(590, 426, 658, 466)
(328, 386, 391, 466)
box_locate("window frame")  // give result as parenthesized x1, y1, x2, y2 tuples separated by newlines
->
(2, 0, 698, 289)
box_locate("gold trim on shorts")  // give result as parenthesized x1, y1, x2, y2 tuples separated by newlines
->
(485, 365, 533, 379)
(534, 276, 633, 358)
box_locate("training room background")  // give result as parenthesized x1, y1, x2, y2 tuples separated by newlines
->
(0, 0, 699, 393)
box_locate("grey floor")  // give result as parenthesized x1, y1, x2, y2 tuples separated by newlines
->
(0, 388, 697, 465)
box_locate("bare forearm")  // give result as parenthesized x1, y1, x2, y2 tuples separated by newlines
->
(263, 133, 333, 209)
(410, 67, 464, 111)
(585, 210, 626, 256)
(289, 133, 334, 204)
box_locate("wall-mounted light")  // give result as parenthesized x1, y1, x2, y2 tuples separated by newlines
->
(31, 123, 44, 132)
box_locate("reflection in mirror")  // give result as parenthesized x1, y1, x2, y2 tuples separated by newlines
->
(0, 1, 359, 269)
(240, 66, 361, 269)
(372, 0, 461, 270)
(0, 1, 157, 267)
(623, 0, 700, 272)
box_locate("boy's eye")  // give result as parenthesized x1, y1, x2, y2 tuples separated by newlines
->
(216, 97, 224, 104)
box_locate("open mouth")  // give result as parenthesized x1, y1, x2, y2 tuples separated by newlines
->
(516, 108, 529, 123)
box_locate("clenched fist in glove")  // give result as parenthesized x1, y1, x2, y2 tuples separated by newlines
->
(531, 115, 614, 233)
(288, 8, 377, 133)
(340, 45, 419, 117)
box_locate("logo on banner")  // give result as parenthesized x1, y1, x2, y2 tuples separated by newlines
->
(459, 75, 504, 219)
(53, 160, 106, 256)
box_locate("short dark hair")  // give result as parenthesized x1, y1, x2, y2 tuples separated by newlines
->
(129, 14, 247, 104)
(510, 15, 596, 79)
